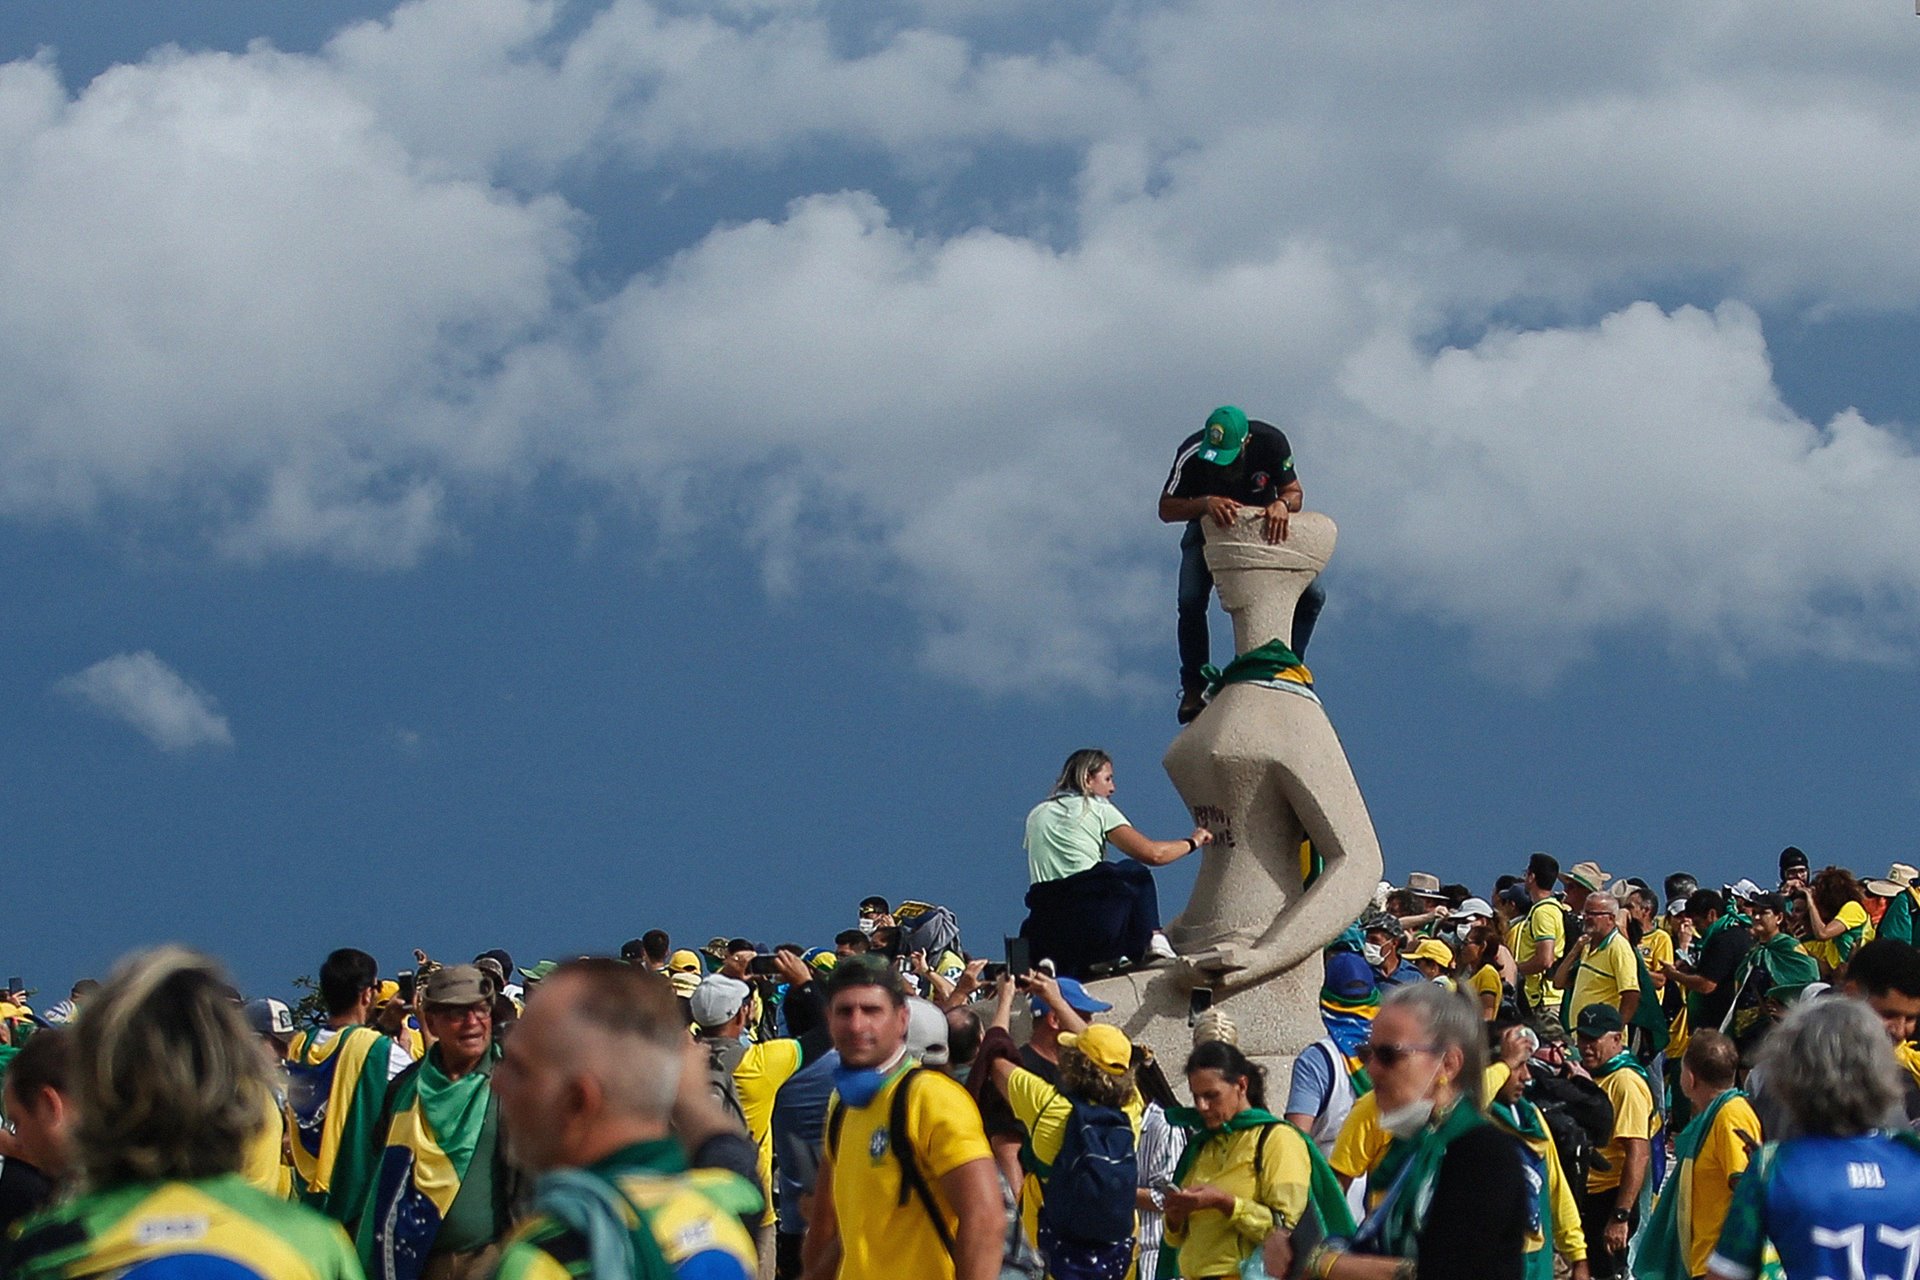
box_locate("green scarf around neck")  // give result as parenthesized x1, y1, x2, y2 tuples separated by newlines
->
(1359, 1097, 1487, 1260)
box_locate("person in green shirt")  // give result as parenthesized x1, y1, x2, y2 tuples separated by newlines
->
(492, 959, 760, 1280)
(3, 946, 363, 1280)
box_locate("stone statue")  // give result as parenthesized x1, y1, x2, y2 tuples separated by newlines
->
(1084, 509, 1383, 1080)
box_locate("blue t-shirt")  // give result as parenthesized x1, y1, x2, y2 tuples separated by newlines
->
(1710, 1133, 1920, 1280)
(770, 1049, 839, 1236)
(1286, 1041, 1337, 1119)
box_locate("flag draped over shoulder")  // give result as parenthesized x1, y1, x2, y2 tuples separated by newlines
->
(1631, 1090, 1746, 1280)
(286, 1025, 399, 1222)
(357, 1048, 497, 1280)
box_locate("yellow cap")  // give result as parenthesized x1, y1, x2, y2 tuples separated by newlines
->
(1058, 1023, 1134, 1076)
(667, 949, 703, 974)
(1406, 938, 1455, 968)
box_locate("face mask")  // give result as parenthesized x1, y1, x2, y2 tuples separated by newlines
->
(830, 1048, 906, 1108)
(1362, 943, 1387, 968)
(1379, 1096, 1435, 1139)
(857, 918, 877, 936)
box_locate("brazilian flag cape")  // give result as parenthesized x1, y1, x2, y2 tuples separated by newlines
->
(357, 1044, 498, 1280)
(1559, 933, 1671, 1059)
(1631, 1089, 1753, 1280)
(1724, 934, 1820, 1040)
(1488, 1095, 1558, 1280)
(286, 1024, 404, 1223)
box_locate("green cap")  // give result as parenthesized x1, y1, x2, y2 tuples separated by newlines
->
(1197, 406, 1249, 465)
(1574, 1002, 1624, 1038)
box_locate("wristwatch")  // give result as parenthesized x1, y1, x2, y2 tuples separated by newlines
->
(1610, 1208, 1632, 1223)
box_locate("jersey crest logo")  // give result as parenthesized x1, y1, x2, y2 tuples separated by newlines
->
(1252, 472, 1269, 490)
(870, 1127, 890, 1161)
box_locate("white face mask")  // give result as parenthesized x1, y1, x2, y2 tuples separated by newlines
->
(1377, 1055, 1445, 1138)
(1362, 942, 1387, 968)
(1378, 1096, 1436, 1139)
(857, 918, 878, 936)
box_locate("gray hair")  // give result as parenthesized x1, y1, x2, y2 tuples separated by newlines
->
(1381, 982, 1487, 1107)
(544, 960, 685, 1119)
(73, 947, 270, 1188)
(1586, 892, 1620, 916)
(1759, 996, 1901, 1138)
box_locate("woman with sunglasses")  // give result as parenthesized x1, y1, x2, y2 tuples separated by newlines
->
(1269, 983, 1529, 1280)
(1164, 1041, 1352, 1280)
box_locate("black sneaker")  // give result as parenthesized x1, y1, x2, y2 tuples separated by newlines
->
(1177, 688, 1207, 725)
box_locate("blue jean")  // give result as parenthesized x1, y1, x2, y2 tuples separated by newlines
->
(1021, 860, 1162, 978)
(1178, 519, 1325, 691)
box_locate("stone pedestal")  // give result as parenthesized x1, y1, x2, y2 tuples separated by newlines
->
(1086, 510, 1382, 1088)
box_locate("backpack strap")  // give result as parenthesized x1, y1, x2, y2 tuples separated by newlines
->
(1017, 1083, 1068, 1181)
(827, 1099, 846, 1160)
(888, 1068, 957, 1259)
(1252, 1120, 1276, 1188)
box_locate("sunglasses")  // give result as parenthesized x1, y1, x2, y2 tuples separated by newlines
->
(1357, 1041, 1436, 1068)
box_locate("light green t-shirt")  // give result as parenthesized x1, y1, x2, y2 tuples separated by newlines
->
(1024, 794, 1128, 884)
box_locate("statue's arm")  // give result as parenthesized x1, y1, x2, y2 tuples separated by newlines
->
(1212, 728, 1383, 994)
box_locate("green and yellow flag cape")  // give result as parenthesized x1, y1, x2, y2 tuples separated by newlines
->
(357, 1046, 498, 1280)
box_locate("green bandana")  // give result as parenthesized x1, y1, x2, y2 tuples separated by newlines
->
(1360, 1098, 1487, 1260)
(1201, 639, 1312, 697)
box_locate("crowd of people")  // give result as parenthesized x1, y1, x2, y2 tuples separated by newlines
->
(3, 840, 1920, 1280)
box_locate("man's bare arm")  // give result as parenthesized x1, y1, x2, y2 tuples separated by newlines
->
(941, 1156, 1009, 1280)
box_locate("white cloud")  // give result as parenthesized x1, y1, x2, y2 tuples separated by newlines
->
(6, 0, 1920, 692)
(58, 652, 234, 751)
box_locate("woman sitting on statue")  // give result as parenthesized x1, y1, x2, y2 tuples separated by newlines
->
(1018, 748, 1212, 978)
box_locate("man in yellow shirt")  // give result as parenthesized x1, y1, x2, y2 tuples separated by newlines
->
(1653, 1029, 1758, 1280)
(1575, 1003, 1658, 1280)
(801, 957, 1003, 1280)
(1555, 893, 1641, 1031)
(1516, 854, 1569, 1015)
(691, 973, 805, 1278)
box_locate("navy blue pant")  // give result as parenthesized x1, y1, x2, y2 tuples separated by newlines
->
(1021, 860, 1162, 979)
(1178, 519, 1324, 692)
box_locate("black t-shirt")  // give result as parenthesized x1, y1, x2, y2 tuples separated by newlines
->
(0, 1155, 53, 1240)
(1417, 1124, 1529, 1280)
(1694, 924, 1753, 1030)
(1163, 421, 1298, 507)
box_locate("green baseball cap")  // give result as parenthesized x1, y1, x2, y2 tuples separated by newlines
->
(1197, 406, 1249, 465)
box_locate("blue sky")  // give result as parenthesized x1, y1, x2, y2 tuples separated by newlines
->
(4, 1, 1919, 1000)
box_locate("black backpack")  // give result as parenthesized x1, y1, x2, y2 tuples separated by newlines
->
(1029, 1094, 1137, 1246)
(827, 1068, 954, 1257)
(1526, 1070, 1615, 1198)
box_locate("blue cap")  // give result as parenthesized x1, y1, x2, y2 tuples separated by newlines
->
(1033, 976, 1113, 1017)
(1324, 950, 1377, 1002)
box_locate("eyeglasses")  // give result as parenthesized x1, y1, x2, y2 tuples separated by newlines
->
(1357, 1042, 1437, 1068)
(426, 1003, 491, 1022)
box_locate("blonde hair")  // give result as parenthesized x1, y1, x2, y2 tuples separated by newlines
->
(73, 947, 270, 1188)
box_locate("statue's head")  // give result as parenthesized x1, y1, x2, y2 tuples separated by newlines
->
(1202, 511, 1335, 617)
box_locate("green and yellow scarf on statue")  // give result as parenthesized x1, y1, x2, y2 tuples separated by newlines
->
(1631, 1089, 1747, 1280)
(1202, 639, 1314, 697)
(357, 1044, 499, 1280)
(1353, 1097, 1486, 1261)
